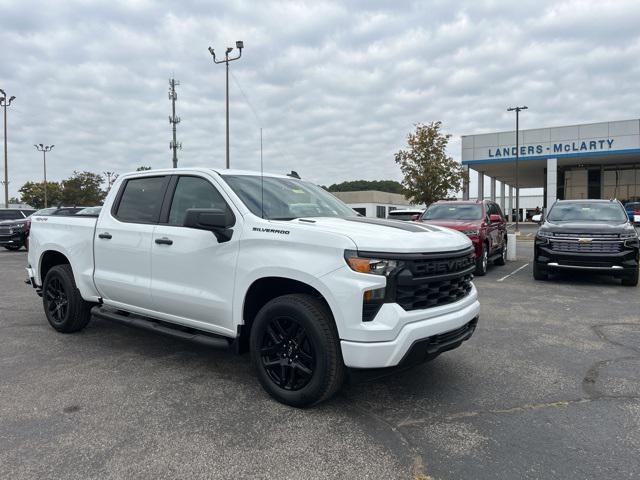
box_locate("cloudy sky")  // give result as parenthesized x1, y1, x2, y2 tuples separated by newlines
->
(1, 0, 640, 199)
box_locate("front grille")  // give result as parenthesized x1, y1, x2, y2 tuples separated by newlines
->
(553, 232, 619, 239)
(394, 249, 475, 311)
(0, 228, 11, 235)
(550, 240, 623, 253)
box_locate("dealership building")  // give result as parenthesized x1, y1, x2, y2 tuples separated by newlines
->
(461, 119, 640, 219)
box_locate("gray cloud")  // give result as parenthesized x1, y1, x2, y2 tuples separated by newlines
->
(1, 0, 639, 199)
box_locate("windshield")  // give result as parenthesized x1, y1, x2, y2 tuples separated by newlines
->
(0, 211, 24, 221)
(547, 202, 627, 222)
(222, 175, 357, 220)
(423, 204, 483, 221)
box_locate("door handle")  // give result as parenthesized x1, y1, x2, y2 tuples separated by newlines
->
(155, 237, 173, 245)
(98, 232, 112, 239)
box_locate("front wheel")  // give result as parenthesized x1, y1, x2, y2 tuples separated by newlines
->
(621, 267, 639, 287)
(250, 294, 345, 407)
(42, 264, 92, 333)
(533, 261, 548, 281)
(475, 244, 488, 276)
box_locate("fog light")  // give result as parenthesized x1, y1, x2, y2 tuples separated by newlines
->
(362, 287, 386, 322)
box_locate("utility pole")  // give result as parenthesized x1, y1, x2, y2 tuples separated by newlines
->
(34, 144, 54, 208)
(168, 78, 181, 168)
(507, 105, 527, 234)
(103, 171, 118, 192)
(208, 40, 244, 169)
(0, 89, 16, 208)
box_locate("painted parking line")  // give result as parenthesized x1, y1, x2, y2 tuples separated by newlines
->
(497, 263, 530, 282)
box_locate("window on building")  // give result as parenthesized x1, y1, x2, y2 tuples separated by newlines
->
(376, 205, 386, 218)
(352, 207, 366, 216)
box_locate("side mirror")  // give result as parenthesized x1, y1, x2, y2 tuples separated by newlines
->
(183, 208, 235, 242)
(489, 214, 502, 223)
(411, 214, 420, 221)
(532, 214, 543, 223)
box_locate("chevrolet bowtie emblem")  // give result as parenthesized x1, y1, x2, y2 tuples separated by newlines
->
(578, 238, 593, 243)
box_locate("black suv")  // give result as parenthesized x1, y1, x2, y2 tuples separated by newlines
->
(534, 199, 639, 286)
(0, 208, 35, 251)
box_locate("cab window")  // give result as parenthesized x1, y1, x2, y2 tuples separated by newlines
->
(168, 176, 229, 226)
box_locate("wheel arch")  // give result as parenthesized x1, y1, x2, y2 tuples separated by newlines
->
(39, 250, 71, 283)
(238, 276, 335, 353)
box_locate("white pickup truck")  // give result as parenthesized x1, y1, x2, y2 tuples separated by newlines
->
(27, 168, 480, 406)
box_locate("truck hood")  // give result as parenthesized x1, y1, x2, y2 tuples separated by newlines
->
(542, 220, 632, 234)
(286, 217, 472, 253)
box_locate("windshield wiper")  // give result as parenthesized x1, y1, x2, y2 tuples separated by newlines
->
(270, 217, 296, 221)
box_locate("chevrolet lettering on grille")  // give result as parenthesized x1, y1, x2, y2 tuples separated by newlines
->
(422, 256, 474, 275)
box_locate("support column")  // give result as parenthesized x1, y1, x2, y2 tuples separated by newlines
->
(477, 172, 484, 201)
(490, 177, 496, 202)
(546, 158, 557, 212)
(462, 165, 470, 200)
(500, 182, 506, 213)
(508, 185, 513, 222)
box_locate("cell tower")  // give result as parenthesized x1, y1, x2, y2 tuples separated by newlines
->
(168, 78, 182, 168)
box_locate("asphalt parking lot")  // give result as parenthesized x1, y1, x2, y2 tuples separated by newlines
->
(1, 245, 639, 480)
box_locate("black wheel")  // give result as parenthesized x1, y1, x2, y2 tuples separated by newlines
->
(42, 264, 92, 333)
(533, 261, 548, 281)
(494, 237, 507, 266)
(4, 244, 21, 251)
(621, 267, 639, 287)
(475, 243, 488, 276)
(250, 294, 345, 407)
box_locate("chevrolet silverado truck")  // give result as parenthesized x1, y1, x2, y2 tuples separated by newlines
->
(27, 168, 480, 407)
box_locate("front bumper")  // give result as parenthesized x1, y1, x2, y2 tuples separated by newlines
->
(0, 233, 24, 246)
(340, 294, 480, 368)
(535, 241, 639, 274)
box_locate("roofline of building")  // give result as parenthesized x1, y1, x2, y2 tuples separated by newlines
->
(461, 118, 639, 139)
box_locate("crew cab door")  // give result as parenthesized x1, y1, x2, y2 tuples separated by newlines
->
(149, 174, 240, 336)
(93, 175, 170, 310)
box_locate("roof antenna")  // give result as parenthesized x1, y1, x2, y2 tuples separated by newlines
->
(287, 170, 300, 179)
(260, 127, 264, 219)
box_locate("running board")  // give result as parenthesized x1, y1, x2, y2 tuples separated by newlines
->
(90, 306, 231, 349)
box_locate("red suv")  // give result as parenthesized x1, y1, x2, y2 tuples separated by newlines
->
(418, 200, 508, 275)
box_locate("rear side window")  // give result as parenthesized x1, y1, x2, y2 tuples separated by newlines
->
(168, 176, 228, 226)
(114, 176, 168, 223)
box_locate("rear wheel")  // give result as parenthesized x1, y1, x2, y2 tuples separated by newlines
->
(475, 244, 488, 276)
(621, 267, 639, 287)
(533, 261, 548, 281)
(42, 264, 92, 333)
(250, 294, 345, 407)
(494, 237, 507, 266)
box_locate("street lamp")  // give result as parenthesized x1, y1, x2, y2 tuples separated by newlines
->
(0, 89, 16, 208)
(34, 144, 54, 208)
(507, 105, 528, 234)
(208, 40, 244, 169)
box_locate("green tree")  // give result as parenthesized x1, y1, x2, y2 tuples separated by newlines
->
(394, 122, 466, 206)
(326, 179, 403, 193)
(18, 181, 63, 209)
(60, 171, 106, 206)
(136, 166, 152, 171)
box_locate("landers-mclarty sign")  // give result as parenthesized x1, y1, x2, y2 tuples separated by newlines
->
(488, 138, 615, 158)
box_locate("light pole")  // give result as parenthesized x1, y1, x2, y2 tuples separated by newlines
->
(208, 40, 244, 169)
(0, 89, 16, 208)
(34, 144, 54, 208)
(507, 105, 527, 233)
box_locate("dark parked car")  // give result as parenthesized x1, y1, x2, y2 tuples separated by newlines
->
(624, 201, 640, 224)
(534, 199, 639, 286)
(418, 200, 508, 275)
(0, 208, 35, 250)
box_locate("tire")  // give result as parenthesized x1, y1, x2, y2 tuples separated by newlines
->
(4, 245, 21, 251)
(475, 243, 488, 276)
(494, 237, 507, 266)
(533, 261, 548, 281)
(621, 267, 639, 287)
(42, 264, 92, 333)
(249, 293, 345, 407)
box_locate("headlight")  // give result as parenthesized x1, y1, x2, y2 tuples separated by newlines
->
(344, 250, 400, 276)
(463, 230, 479, 236)
(620, 231, 638, 239)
